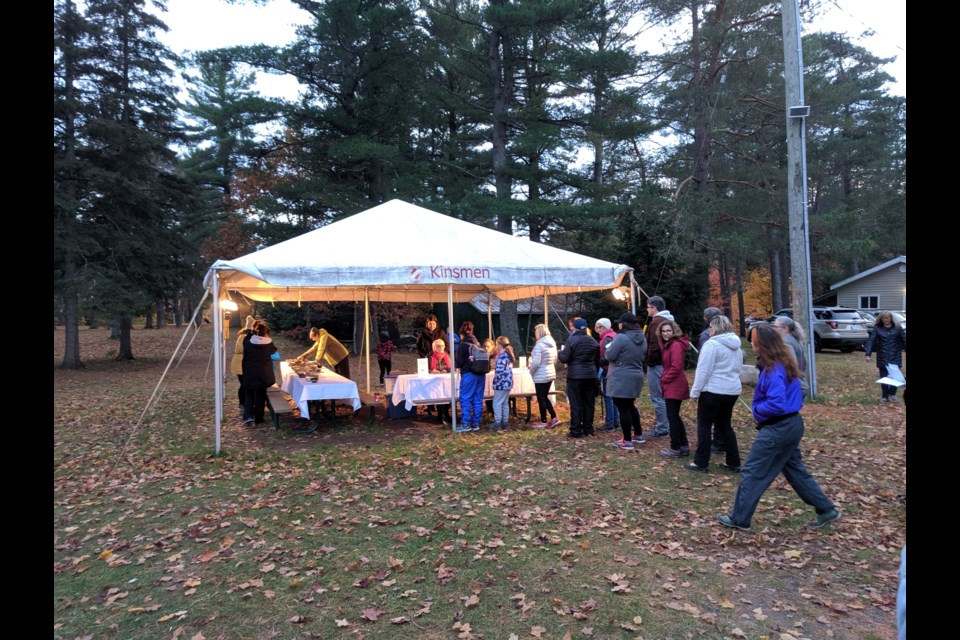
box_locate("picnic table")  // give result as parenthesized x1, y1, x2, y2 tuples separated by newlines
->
(390, 369, 551, 422)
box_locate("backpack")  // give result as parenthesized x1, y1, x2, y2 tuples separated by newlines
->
(466, 340, 490, 374)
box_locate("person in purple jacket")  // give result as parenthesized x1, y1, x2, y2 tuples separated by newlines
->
(717, 322, 840, 531)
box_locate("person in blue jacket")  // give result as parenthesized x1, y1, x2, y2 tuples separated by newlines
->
(717, 322, 840, 531)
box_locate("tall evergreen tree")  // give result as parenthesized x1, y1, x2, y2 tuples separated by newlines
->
(54, 0, 198, 363)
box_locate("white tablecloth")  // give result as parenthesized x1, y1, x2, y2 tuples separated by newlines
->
(280, 361, 361, 418)
(391, 369, 539, 410)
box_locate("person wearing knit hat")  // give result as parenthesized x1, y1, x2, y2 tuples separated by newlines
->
(376, 331, 397, 386)
(595, 317, 620, 433)
(229, 316, 258, 412)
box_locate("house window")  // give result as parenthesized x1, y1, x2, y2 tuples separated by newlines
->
(859, 295, 879, 310)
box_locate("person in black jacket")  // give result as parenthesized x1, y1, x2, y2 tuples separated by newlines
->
(242, 322, 278, 425)
(864, 311, 906, 402)
(558, 318, 600, 438)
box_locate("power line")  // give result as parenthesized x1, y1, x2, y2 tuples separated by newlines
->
(823, 0, 906, 53)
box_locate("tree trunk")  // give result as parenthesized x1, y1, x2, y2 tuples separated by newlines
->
(499, 300, 523, 356)
(155, 297, 166, 329)
(770, 249, 782, 311)
(116, 314, 134, 360)
(735, 259, 746, 336)
(60, 266, 84, 369)
(144, 306, 154, 329)
(779, 250, 791, 309)
(173, 293, 183, 327)
(718, 250, 731, 316)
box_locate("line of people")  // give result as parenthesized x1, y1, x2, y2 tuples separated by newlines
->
(554, 297, 839, 532)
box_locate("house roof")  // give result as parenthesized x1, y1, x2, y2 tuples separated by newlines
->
(829, 256, 906, 291)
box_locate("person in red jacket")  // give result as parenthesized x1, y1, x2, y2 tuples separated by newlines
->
(658, 320, 691, 457)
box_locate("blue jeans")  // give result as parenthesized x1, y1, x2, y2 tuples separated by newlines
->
(492, 389, 511, 424)
(647, 364, 668, 433)
(600, 370, 619, 426)
(459, 372, 485, 426)
(730, 413, 834, 527)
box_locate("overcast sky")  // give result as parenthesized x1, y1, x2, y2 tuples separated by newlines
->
(157, 0, 906, 99)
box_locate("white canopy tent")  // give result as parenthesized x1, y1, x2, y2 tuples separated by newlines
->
(205, 199, 635, 452)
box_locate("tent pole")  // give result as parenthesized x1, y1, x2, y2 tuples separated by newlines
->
(629, 271, 637, 316)
(364, 289, 371, 393)
(448, 284, 456, 432)
(212, 272, 223, 456)
(487, 291, 493, 341)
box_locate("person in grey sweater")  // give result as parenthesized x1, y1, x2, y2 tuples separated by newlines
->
(773, 316, 809, 397)
(604, 312, 648, 450)
(687, 315, 743, 472)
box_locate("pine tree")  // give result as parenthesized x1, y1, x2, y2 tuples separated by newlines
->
(54, 0, 199, 363)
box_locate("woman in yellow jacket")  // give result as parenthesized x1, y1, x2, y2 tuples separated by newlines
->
(300, 327, 351, 379)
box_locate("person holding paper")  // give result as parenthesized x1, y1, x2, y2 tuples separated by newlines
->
(864, 311, 906, 403)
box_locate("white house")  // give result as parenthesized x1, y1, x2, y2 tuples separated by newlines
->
(829, 256, 906, 312)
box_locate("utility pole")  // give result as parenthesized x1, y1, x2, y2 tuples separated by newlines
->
(781, 0, 817, 397)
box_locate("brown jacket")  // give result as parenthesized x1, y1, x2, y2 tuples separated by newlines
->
(644, 315, 667, 366)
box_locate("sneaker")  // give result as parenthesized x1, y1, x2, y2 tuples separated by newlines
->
(598, 423, 618, 432)
(607, 438, 634, 450)
(659, 447, 689, 458)
(632, 435, 646, 445)
(243, 417, 255, 425)
(567, 431, 585, 439)
(454, 425, 472, 433)
(717, 515, 751, 531)
(547, 417, 562, 429)
(684, 462, 708, 473)
(648, 430, 670, 438)
(530, 421, 548, 429)
(471, 424, 481, 431)
(809, 509, 841, 528)
(889, 396, 900, 403)
(718, 462, 741, 473)
(880, 397, 889, 403)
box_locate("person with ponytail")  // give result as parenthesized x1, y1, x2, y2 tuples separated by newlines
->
(717, 322, 840, 531)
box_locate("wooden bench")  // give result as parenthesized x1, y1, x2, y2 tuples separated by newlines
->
(266, 386, 316, 434)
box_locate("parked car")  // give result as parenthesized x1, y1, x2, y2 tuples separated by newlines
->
(748, 307, 869, 353)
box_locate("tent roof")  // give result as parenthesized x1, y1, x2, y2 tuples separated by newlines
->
(207, 200, 631, 303)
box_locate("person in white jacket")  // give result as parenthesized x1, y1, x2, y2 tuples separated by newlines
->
(686, 315, 744, 473)
(528, 324, 560, 428)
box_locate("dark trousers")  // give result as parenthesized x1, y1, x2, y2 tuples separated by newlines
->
(665, 398, 689, 450)
(243, 385, 268, 423)
(567, 378, 596, 435)
(730, 413, 834, 527)
(535, 382, 557, 422)
(878, 366, 898, 398)
(614, 397, 641, 441)
(378, 359, 391, 384)
(693, 392, 740, 468)
(334, 358, 350, 380)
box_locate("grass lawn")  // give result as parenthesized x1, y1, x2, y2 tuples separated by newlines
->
(54, 325, 905, 640)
